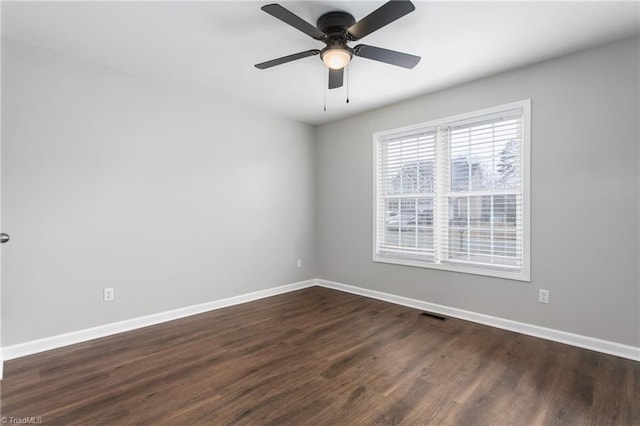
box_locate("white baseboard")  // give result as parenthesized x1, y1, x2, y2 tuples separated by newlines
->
(1, 279, 316, 362)
(2, 278, 638, 370)
(317, 279, 640, 362)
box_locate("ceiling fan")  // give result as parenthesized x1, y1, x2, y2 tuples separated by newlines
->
(255, 1, 421, 90)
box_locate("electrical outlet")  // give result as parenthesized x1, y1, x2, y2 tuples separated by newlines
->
(538, 289, 549, 304)
(296, 259, 303, 268)
(103, 287, 114, 302)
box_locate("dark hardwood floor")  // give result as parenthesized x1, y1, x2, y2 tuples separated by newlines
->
(1, 286, 639, 425)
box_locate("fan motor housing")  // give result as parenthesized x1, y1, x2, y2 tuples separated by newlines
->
(317, 11, 356, 36)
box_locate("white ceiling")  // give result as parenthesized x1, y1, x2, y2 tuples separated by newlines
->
(2, 1, 639, 125)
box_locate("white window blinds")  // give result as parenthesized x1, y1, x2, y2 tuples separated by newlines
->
(374, 100, 530, 281)
(439, 110, 523, 270)
(376, 128, 437, 261)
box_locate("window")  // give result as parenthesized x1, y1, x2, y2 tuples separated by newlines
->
(374, 100, 530, 281)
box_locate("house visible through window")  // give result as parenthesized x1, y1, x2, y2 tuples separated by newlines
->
(374, 100, 530, 281)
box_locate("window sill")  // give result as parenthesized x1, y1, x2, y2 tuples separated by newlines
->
(373, 254, 530, 282)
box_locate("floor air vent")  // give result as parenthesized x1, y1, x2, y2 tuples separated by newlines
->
(420, 312, 448, 321)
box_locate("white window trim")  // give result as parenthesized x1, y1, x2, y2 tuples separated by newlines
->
(372, 100, 531, 282)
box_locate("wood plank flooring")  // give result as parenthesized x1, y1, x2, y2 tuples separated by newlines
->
(1, 286, 639, 425)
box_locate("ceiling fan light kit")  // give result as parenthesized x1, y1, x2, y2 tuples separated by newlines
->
(321, 47, 352, 69)
(255, 1, 421, 91)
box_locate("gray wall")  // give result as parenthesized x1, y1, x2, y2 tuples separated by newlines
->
(1, 39, 317, 346)
(316, 36, 640, 347)
(2, 35, 639, 350)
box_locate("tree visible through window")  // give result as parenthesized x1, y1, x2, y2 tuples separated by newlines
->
(374, 101, 530, 281)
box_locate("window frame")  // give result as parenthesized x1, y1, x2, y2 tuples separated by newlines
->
(372, 100, 531, 282)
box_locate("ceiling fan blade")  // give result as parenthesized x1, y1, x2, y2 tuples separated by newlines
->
(328, 68, 344, 89)
(347, 1, 415, 41)
(255, 49, 321, 69)
(354, 44, 420, 69)
(261, 4, 326, 40)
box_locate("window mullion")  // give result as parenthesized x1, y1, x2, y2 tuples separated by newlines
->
(435, 126, 448, 264)
(490, 195, 495, 259)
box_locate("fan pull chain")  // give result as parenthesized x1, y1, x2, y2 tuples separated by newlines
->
(346, 65, 350, 104)
(323, 67, 327, 112)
